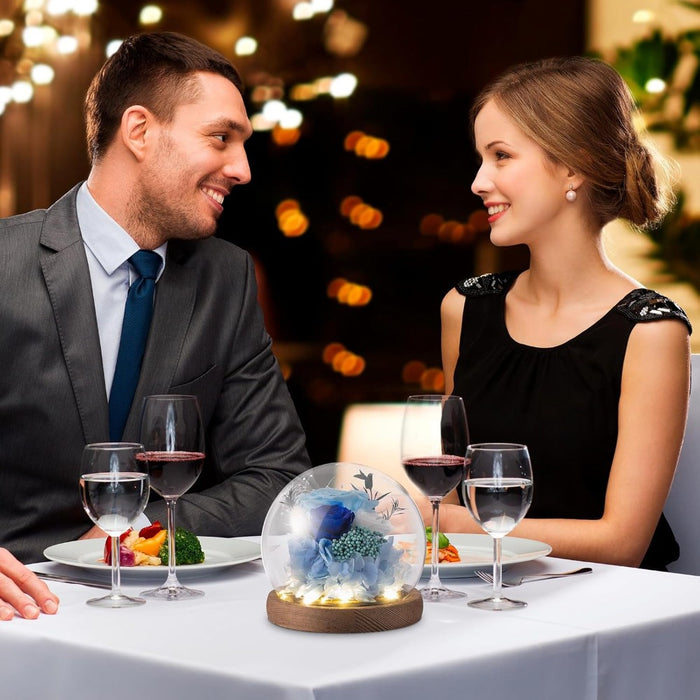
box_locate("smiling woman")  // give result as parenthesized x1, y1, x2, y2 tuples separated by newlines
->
(436, 56, 692, 572)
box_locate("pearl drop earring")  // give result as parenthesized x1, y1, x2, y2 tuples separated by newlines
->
(565, 185, 577, 203)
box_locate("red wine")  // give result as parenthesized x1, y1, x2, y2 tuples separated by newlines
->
(138, 451, 205, 498)
(402, 455, 465, 498)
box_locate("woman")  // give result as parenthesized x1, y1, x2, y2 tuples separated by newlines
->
(437, 56, 691, 570)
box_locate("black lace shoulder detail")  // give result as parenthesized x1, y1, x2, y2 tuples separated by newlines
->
(455, 271, 520, 297)
(614, 289, 692, 333)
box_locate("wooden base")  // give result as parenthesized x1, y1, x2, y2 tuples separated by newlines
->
(266, 589, 423, 633)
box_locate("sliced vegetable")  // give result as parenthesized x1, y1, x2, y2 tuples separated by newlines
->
(132, 528, 167, 556)
(138, 520, 163, 539)
(118, 545, 136, 567)
(104, 529, 133, 565)
(426, 542, 461, 563)
(425, 527, 450, 549)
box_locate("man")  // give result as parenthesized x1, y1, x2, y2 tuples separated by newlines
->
(0, 32, 310, 617)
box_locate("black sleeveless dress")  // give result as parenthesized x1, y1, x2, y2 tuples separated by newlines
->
(452, 271, 692, 570)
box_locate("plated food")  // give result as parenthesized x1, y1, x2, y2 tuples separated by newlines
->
(103, 520, 205, 567)
(425, 527, 461, 563)
(44, 537, 261, 575)
(421, 533, 552, 578)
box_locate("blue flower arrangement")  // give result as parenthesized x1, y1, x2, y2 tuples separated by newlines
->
(279, 469, 418, 605)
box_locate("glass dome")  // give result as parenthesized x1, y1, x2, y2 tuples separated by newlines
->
(262, 462, 426, 606)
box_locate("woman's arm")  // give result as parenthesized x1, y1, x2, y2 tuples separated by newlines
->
(437, 319, 691, 566)
(439, 289, 466, 506)
(441, 288, 466, 395)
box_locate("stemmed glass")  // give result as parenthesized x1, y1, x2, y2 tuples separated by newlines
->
(138, 395, 206, 600)
(79, 442, 150, 608)
(463, 443, 534, 610)
(401, 394, 470, 601)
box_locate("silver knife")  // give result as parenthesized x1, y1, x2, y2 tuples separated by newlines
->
(35, 572, 112, 589)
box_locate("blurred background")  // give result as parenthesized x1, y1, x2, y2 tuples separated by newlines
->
(2, 0, 700, 464)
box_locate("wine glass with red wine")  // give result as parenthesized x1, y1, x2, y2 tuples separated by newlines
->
(138, 395, 205, 600)
(401, 394, 469, 601)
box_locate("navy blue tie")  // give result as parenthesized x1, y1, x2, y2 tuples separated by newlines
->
(109, 250, 162, 441)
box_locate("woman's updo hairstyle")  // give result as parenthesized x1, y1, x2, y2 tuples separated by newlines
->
(470, 56, 677, 230)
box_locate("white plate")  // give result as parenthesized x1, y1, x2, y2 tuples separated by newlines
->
(43, 537, 261, 577)
(422, 533, 551, 578)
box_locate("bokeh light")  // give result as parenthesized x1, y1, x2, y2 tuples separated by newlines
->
(235, 36, 258, 56)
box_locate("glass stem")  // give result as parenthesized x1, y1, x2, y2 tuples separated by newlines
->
(427, 498, 442, 588)
(492, 536, 503, 600)
(110, 535, 121, 598)
(164, 497, 179, 587)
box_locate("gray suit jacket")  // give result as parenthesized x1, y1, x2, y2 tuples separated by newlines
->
(0, 185, 310, 563)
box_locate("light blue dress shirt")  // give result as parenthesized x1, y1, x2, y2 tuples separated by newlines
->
(76, 182, 167, 398)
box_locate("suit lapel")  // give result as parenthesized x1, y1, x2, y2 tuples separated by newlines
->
(121, 244, 197, 441)
(39, 186, 109, 443)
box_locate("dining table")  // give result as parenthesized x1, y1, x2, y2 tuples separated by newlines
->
(3, 536, 700, 700)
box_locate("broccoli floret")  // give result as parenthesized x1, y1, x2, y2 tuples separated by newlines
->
(158, 528, 205, 565)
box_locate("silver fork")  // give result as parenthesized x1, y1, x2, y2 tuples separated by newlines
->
(474, 566, 592, 587)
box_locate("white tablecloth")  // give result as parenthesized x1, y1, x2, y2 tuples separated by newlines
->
(2, 540, 700, 700)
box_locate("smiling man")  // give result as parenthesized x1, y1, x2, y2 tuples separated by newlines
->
(0, 32, 310, 617)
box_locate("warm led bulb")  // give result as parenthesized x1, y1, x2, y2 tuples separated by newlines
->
(31, 63, 55, 85)
(12, 80, 34, 103)
(73, 0, 98, 16)
(645, 77, 666, 94)
(139, 5, 163, 25)
(0, 19, 14, 37)
(235, 36, 257, 56)
(57, 35, 78, 54)
(106, 39, 123, 57)
(329, 73, 357, 98)
(262, 99, 287, 122)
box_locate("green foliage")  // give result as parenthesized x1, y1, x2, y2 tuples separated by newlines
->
(158, 528, 205, 566)
(612, 29, 679, 101)
(605, 3, 700, 149)
(647, 191, 700, 290)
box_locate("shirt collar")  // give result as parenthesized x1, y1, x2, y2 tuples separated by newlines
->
(76, 182, 167, 277)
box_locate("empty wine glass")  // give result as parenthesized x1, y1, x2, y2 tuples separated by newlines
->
(79, 442, 150, 608)
(463, 443, 534, 610)
(139, 395, 205, 600)
(401, 394, 469, 601)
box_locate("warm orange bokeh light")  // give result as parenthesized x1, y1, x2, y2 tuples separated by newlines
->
(336, 282, 353, 304)
(420, 368, 445, 392)
(331, 349, 352, 372)
(326, 277, 348, 298)
(279, 209, 309, 237)
(353, 135, 372, 157)
(275, 199, 301, 217)
(420, 213, 444, 236)
(322, 342, 365, 377)
(272, 125, 301, 146)
(345, 132, 390, 160)
(363, 138, 390, 159)
(358, 207, 383, 229)
(349, 202, 370, 224)
(276, 200, 309, 237)
(468, 209, 490, 233)
(344, 130, 365, 151)
(322, 342, 346, 364)
(346, 285, 372, 306)
(402, 360, 427, 383)
(340, 195, 363, 217)
(340, 354, 366, 376)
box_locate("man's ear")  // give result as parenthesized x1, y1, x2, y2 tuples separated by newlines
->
(119, 105, 153, 161)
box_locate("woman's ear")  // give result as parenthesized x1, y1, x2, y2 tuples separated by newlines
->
(564, 168, 585, 192)
(119, 105, 153, 161)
